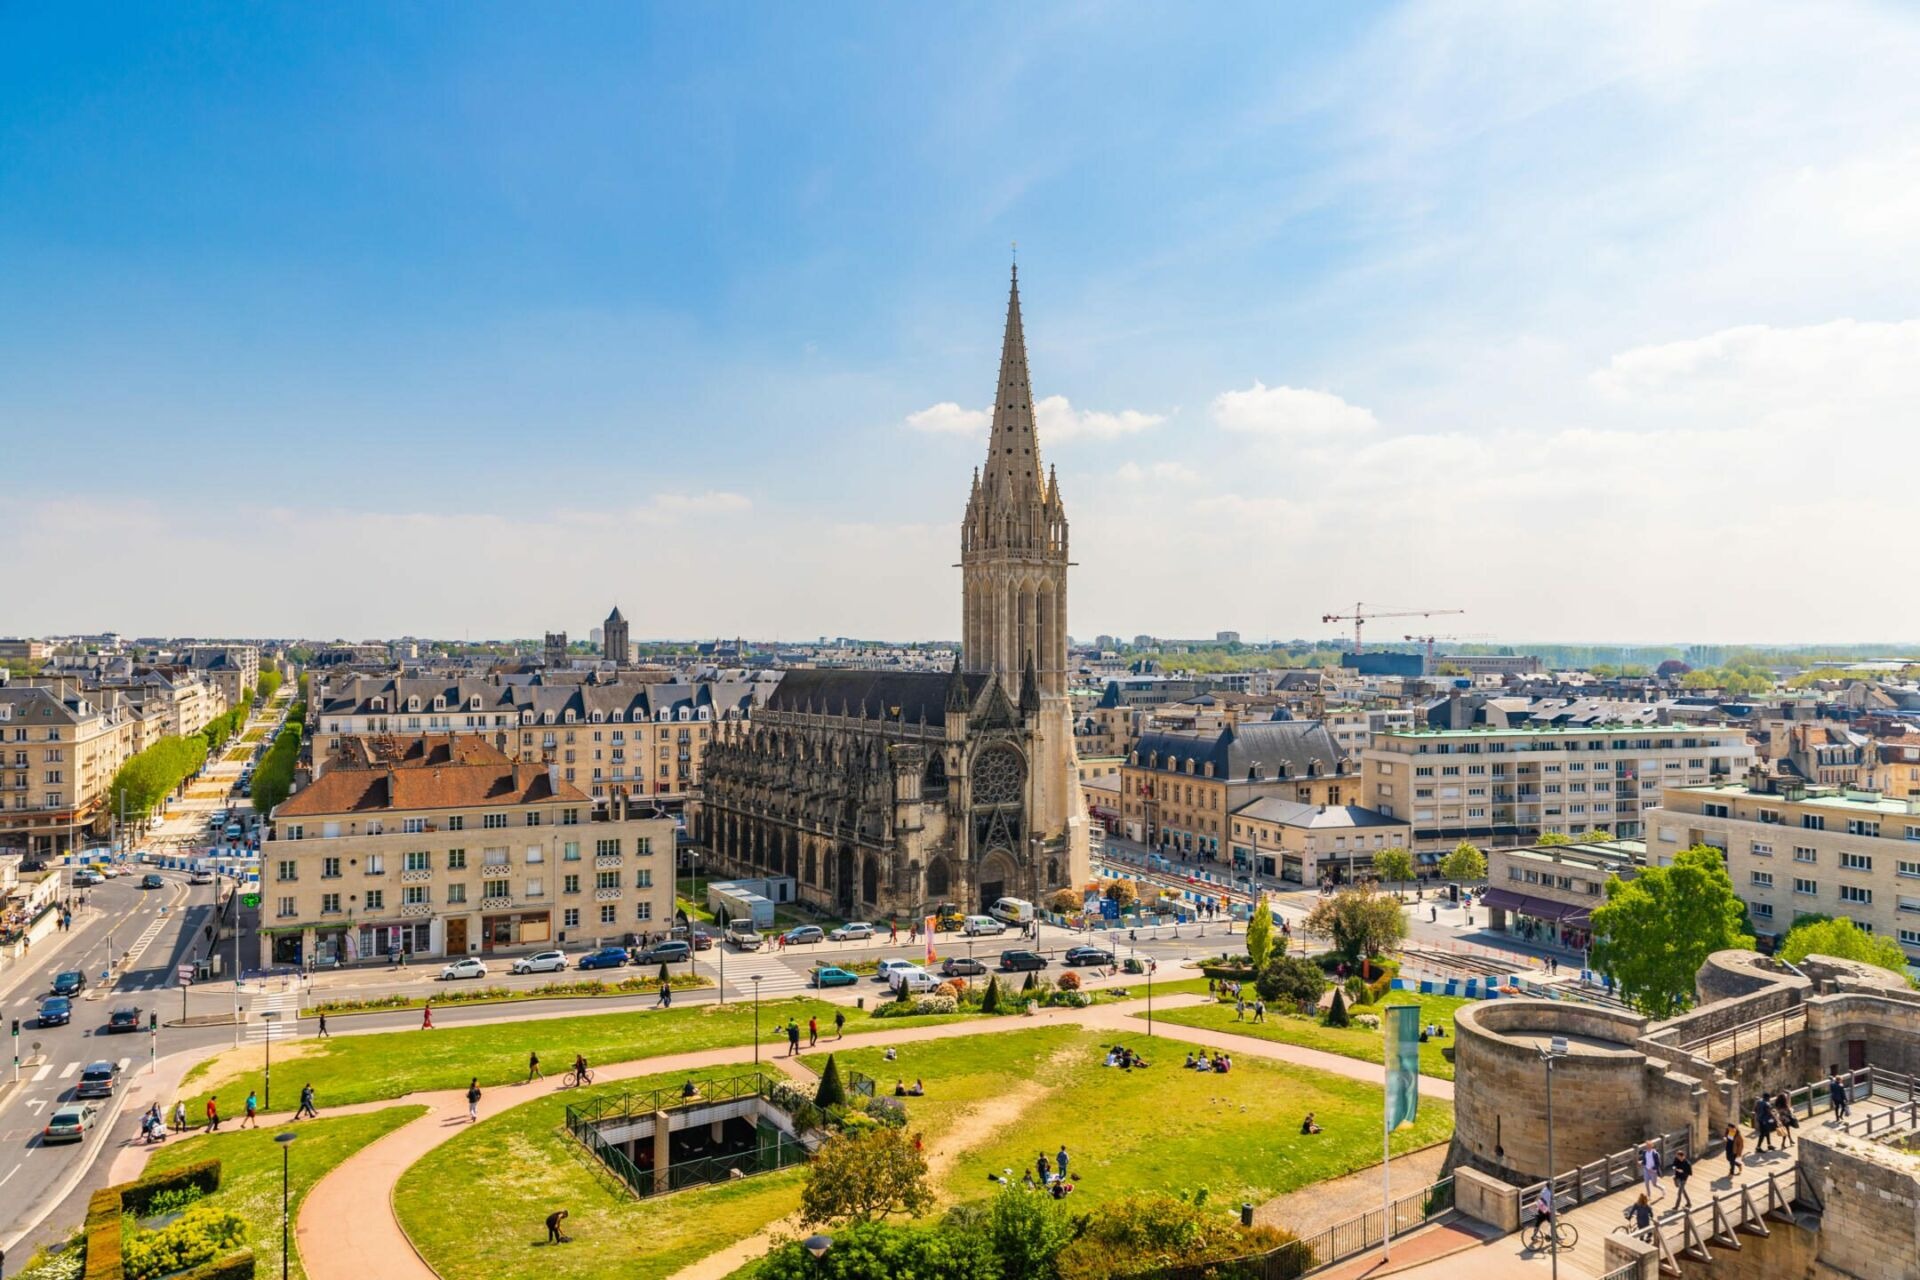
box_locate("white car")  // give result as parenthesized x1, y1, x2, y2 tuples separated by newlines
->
(875, 958, 918, 984)
(440, 958, 489, 981)
(829, 922, 876, 942)
(511, 950, 567, 975)
(962, 915, 1007, 936)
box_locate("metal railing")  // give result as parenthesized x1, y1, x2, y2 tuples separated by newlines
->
(1126, 1177, 1455, 1280)
(563, 1071, 774, 1129)
(1597, 1262, 1641, 1280)
(1519, 1130, 1691, 1226)
(1670, 1005, 1806, 1060)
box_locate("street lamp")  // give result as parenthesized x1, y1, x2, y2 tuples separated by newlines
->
(804, 1234, 833, 1273)
(275, 1130, 298, 1280)
(751, 974, 763, 1066)
(1538, 1036, 1568, 1280)
(262, 1010, 280, 1110)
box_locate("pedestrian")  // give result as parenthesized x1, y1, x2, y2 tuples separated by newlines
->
(173, 1100, 187, 1133)
(528, 1051, 543, 1082)
(1724, 1121, 1744, 1176)
(1670, 1150, 1693, 1209)
(1640, 1140, 1661, 1198)
(808, 1017, 818, 1047)
(545, 1209, 569, 1244)
(1753, 1095, 1776, 1153)
(1235, 996, 1246, 1021)
(297, 1083, 317, 1120)
(657, 982, 672, 1009)
(889, 921, 898, 944)
(787, 1019, 800, 1056)
(1056, 1145, 1069, 1179)
(1254, 998, 1266, 1023)
(1431, 906, 1438, 923)
(1828, 1072, 1851, 1121)
(1773, 1091, 1798, 1146)
(1037, 1152, 1051, 1184)
(466, 1077, 481, 1123)
(834, 1010, 845, 1040)
(243, 1091, 258, 1129)
(422, 1003, 434, 1031)
(317, 1012, 330, 1038)
(206, 1097, 220, 1132)
(1624, 1192, 1654, 1232)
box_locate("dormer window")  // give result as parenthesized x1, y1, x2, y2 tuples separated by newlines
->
(611, 710, 624, 723)
(433, 697, 446, 711)
(408, 697, 421, 712)
(370, 698, 385, 712)
(543, 711, 556, 725)
(470, 696, 482, 710)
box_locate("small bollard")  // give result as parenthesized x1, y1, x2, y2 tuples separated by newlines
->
(856, 996, 865, 1010)
(1241, 1202, 1253, 1228)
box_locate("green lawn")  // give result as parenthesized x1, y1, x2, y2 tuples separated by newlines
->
(394, 1066, 802, 1280)
(143, 1106, 426, 1280)
(177, 996, 966, 1114)
(814, 1026, 1454, 1211)
(1146, 992, 1469, 1080)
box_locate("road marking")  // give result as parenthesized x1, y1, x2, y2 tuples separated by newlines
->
(30, 1064, 51, 1082)
(24, 1098, 46, 1113)
(116, 1057, 130, 1072)
(58, 1062, 78, 1079)
(0, 1164, 18, 1189)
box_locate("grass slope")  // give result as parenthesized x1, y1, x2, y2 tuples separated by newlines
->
(1147, 993, 1469, 1080)
(142, 1106, 426, 1280)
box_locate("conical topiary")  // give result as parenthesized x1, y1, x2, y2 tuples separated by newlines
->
(1022, 970, 1038, 993)
(1326, 987, 1350, 1028)
(981, 975, 1001, 1013)
(815, 1054, 847, 1107)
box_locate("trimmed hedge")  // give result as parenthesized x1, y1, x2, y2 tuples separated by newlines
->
(83, 1160, 239, 1280)
(171, 1251, 254, 1280)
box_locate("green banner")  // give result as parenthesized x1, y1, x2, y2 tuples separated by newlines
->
(1384, 1004, 1420, 1131)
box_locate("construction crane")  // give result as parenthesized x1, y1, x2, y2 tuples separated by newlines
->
(1405, 632, 1493, 670)
(1321, 603, 1464, 653)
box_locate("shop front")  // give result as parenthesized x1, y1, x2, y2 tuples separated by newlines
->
(480, 909, 551, 951)
(356, 920, 437, 961)
(1479, 888, 1593, 954)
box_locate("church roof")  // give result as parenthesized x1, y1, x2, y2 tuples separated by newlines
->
(768, 668, 991, 723)
(606, 605, 625, 624)
(1132, 721, 1347, 781)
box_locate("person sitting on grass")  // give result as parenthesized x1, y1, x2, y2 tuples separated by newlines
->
(681, 1078, 699, 1099)
(1213, 1053, 1231, 1074)
(1300, 1112, 1322, 1135)
(894, 1079, 909, 1096)
(909, 1078, 925, 1096)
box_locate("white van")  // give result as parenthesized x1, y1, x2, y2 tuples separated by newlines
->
(962, 915, 1006, 936)
(990, 897, 1035, 926)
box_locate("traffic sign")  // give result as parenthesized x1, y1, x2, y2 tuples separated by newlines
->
(177, 963, 195, 985)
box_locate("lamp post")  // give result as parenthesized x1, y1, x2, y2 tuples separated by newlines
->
(1539, 1035, 1568, 1280)
(275, 1130, 298, 1280)
(804, 1233, 833, 1274)
(751, 974, 763, 1066)
(262, 1010, 280, 1110)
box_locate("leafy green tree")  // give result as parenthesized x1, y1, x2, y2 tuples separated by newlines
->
(981, 1180, 1077, 1280)
(1055, 1192, 1297, 1280)
(1535, 832, 1573, 847)
(1779, 917, 1913, 980)
(755, 1220, 999, 1280)
(1256, 955, 1328, 1010)
(1325, 987, 1350, 1027)
(799, 1127, 933, 1224)
(1244, 899, 1275, 973)
(815, 1054, 847, 1108)
(1373, 847, 1416, 895)
(1305, 886, 1407, 963)
(1438, 842, 1487, 882)
(257, 669, 284, 701)
(1589, 845, 1754, 1018)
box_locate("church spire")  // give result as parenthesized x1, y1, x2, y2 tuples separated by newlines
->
(981, 263, 1043, 507)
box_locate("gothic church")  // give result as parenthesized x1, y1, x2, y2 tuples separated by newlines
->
(695, 268, 1091, 916)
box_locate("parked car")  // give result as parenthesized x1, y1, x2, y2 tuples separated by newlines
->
(811, 965, 860, 988)
(633, 941, 691, 966)
(439, 958, 489, 981)
(782, 925, 825, 946)
(875, 958, 919, 984)
(890, 967, 940, 994)
(828, 922, 876, 942)
(43, 1103, 97, 1144)
(998, 949, 1048, 972)
(75, 1061, 119, 1099)
(510, 950, 568, 975)
(940, 956, 988, 978)
(962, 915, 1007, 936)
(140, 873, 164, 889)
(38, 996, 72, 1027)
(576, 947, 628, 971)
(1064, 946, 1114, 967)
(725, 921, 764, 950)
(52, 971, 86, 997)
(107, 1005, 143, 1033)
(667, 925, 715, 951)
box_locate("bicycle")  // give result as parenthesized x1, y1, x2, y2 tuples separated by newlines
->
(1525, 1216, 1578, 1252)
(564, 1067, 594, 1088)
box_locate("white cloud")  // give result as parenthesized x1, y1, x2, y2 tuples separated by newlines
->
(1115, 460, 1201, 485)
(647, 491, 752, 515)
(1209, 382, 1378, 436)
(1034, 395, 1164, 441)
(903, 402, 991, 435)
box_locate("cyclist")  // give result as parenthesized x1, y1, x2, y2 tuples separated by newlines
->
(1532, 1186, 1556, 1244)
(572, 1053, 589, 1084)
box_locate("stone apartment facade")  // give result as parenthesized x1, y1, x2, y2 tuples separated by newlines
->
(1226, 796, 1411, 885)
(1118, 721, 1355, 859)
(263, 740, 675, 967)
(0, 684, 137, 855)
(1363, 724, 1753, 853)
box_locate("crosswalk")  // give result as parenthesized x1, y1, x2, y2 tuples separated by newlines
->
(30, 1056, 133, 1084)
(719, 950, 817, 998)
(246, 989, 302, 1044)
(122, 915, 169, 969)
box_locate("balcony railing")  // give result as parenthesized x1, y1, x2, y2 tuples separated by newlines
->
(400, 868, 433, 884)
(594, 854, 623, 869)
(479, 896, 513, 911)
(594, 887, 623, 902)
(400, 903, 432, 918)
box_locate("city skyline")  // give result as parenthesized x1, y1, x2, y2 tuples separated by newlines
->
(6, 3, 1920, 642)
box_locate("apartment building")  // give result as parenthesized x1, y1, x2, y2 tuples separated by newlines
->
(1650, 769, 1920, 960)
(1879, 742, 1920, 799)
(263, 744, 675, 968)
(1483, 837, 1645, 954)
(1324, 705, 1417, 759)
(310, 674, 771, 809)
(0, 685, 137, 855)
(1227, 797, 1411, 885)
(184, 644, 261, 705)
(1363, 724, 1754, 853)
(1118, 721, 1355, 859)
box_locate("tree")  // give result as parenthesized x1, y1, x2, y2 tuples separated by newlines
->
(981, 1180, 1078, 1280)
(1305, 886, 1407, 963)
(799, 1127, 933, 1224)
(1438, 842, 1487, 882)
(1256, 955, 1328, 1010)
(1373, 847, 1416, 896)
(1244, 899, 1275, 973)
(1656, 659, 1691, 678)
(815, 1054, 847, 1108)
(980, 974, 1001, 1013)
(755, 1220, 999, 1280)
(257, 669, 284, 701)
(1325, 987, 1350, 1027)
(1779, 917, 1913, 980)
(1589, 845, 1755, 1019)
(1103, 879, 1138, 910)
(1046, 888, 1081, 915)
(1535, 832, 1573, 847)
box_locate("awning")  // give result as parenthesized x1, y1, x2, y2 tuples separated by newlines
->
(1479, 887, 1583, 922)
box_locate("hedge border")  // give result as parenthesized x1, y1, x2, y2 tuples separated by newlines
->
(83, 1159, 254, 1280)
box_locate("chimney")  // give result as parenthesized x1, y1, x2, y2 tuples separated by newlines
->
(1656, 705, 1673, 726)
(1447, 688, 1467, 730)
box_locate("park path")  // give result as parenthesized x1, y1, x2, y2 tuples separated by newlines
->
(262, 990, 1457, 1280)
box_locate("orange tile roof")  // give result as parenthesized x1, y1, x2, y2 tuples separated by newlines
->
(275, 761, 588, 817)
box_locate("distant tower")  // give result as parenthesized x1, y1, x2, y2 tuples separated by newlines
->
(603, 606, 629, 666)
(544, 632, 568, 669)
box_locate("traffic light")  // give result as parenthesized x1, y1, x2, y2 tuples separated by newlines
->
(149, 1012, 159, 1033)
(10, 1018, 18, 1037)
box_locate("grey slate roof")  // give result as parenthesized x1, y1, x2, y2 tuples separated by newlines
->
(766, 668, 990, 723)
(1229, 798, 1404, 829)
(1131, 721, 1346, 781)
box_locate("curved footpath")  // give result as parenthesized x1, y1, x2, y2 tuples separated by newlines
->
(111, 993, 1450, 1280)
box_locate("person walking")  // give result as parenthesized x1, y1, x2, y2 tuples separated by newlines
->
(1724, 1121, 1744, 1176)
(242, 1091, 259, 1129)
(656, 981, 672, 1009)
(422, 1003, 434, 1031)
(206, 1096, 221, 1132)
(1773, 1091, 1798, 1146)
(1253, 998, 1266, 1024)
(808, 1017, 818, 1047)
(528, 1051, 543, 1082)
(1670, 1150, 1694, 1209)
(1753, 1095, 1776, 1153)
(888, 921, 898, 945)
(1234, 995, 1246, 1021)
(787, 1019, 801, 1057)
(173, 1100, 188, 1133)
(834, 1009, 846, 1039)
(466, 1077, 482, 1123)
(1640, 1140, 1662, 1198)
(1828, 1071, 1851, 1121)
(297, 1083, 317, 1120)
(316, 1011, 330, 1038)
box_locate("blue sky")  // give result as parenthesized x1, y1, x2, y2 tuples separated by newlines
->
(6, 3, 1920, 643)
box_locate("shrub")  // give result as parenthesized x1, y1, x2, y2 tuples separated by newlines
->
(1057, 970, 1081, 991)
(121, 1207, 246, 1280)
(816, 1055, 847, 1108)
(1045, 990, 1092, 1008)
(1021, 971, 1038, 994)
(1055, 1192, 1299, 1280)
(981, 976, 1002, 1014)
(933, 981, 960, 999)
(1326, 988, 1351, 1028)
(863, 1095, 908, 1128)
(945, 976, 969, 996)
(1047, 888, 1082, 914)
(753, 1220, 997, 1280)
(1256, 956, 1327, 1011)
(1343, 975, 1369, 1006)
